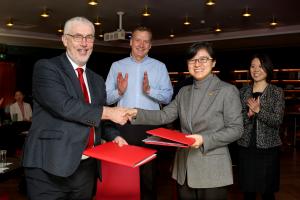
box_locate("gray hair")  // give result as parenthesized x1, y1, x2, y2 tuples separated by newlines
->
(64, 17, 95, 35)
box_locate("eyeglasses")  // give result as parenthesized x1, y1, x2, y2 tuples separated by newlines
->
(188, 57, 213, 64)
(65, 34, 95, 43)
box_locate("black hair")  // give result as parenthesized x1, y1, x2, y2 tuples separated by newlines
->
(251, 54, 273, 83)
(185, 42, 216, 61)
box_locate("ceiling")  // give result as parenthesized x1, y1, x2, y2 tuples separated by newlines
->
(1, 0, 300, 53)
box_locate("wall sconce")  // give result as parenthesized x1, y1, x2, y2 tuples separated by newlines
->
(142, 5, 151, 17)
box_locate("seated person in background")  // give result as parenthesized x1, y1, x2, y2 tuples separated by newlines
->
(10, 90, 32, 122)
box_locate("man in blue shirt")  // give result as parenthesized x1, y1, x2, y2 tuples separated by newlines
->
(105, 26, 173, 200)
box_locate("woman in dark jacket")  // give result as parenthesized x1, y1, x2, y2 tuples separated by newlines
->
(237, 54, 285, 200)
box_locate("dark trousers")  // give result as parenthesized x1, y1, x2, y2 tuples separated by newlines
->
(177, 181, 228, 200)
(24, 158, 97, 200)
(117, 123, 159, 200)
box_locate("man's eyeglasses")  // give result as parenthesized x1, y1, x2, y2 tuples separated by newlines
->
(188, 57, 213, 64)
(65, 34, 95, 43)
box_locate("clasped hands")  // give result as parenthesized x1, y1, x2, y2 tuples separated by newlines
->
(247, 97, 260, 118)
(102, 107, 137, 125)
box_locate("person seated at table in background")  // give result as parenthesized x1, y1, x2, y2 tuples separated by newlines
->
(237, 54, 285, 200)
(9, 90, 32, 122)
(127, 42, 243, 200)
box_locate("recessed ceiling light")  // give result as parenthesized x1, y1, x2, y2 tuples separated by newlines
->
(270, 16, 278, 27)
(57, 25, 63, 33)
(94, 17, 101, 26)
(142, 5, 151, 17)
(242, 7, 251, 17)
(206, 0, 215, 6)
(88, 0, 98, 6)
(184, 16, 191, 25)
(6, 18, 13, 27)
(40, 8, 50, 18)
(214, 24, 222, 32)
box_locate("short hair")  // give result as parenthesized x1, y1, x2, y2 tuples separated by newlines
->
(132, 26, 152, 40)
(185, 42, 216, 61)
(63, 17, 95, 35)
(251, 54, 273, 83)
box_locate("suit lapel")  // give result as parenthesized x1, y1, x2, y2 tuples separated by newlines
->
(59, 54, 86, 102)
(86, 69, 95, 104)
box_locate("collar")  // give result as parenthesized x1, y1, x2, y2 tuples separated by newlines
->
(130, 54, 149, 63)
(66, 52, 87, 71)
(193, 74, 214, 89)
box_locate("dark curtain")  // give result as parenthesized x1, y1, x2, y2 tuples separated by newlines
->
(0, 62, 16, 108)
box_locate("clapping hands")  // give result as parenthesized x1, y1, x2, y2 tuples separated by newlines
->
(247, 97, 260, 117)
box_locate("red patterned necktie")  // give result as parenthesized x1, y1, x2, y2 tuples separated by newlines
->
(76, 67, 94, 149)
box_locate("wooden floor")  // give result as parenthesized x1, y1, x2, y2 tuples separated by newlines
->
(0, 145, 300, 200)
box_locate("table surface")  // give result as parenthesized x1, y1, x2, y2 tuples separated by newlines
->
(0, 157, 22, 180)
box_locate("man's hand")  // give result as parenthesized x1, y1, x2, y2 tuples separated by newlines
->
(117, 72, 128, 96)
(102, 106, 129, 125)
(113, 136, 128, 147)
(186, 134, 203, 149)
(143, 71, 150, 94)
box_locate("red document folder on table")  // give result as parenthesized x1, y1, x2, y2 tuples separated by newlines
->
(144, 128, 195, 148)
(83, 142, 157, 168)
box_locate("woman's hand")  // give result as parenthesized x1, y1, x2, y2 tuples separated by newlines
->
(126, 108, 138, 121)
(186, 134, 203, 148)
(247, 97, 260, 116)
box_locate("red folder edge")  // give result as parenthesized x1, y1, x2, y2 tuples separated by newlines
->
(83, 142, 157, 168)
(146, 128, 195, 147)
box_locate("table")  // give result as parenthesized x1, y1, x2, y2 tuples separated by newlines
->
(0, 157, 22, 181)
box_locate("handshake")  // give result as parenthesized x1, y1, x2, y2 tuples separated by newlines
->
(102, 106, 138, 125)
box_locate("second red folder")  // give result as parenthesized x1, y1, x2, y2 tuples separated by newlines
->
(145, 127, 195, 148)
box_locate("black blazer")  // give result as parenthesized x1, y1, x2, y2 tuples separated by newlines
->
(237, 84, 285, 148)
(22, 53, 119, 177)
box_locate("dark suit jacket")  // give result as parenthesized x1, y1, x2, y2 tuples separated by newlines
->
(22, 53, 119, 177)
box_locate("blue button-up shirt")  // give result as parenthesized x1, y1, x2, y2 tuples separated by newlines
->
(105, 55, 173, 110)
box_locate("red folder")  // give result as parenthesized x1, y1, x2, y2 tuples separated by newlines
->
(145, 128, 195, 148)
(83, 142, 157, 168)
